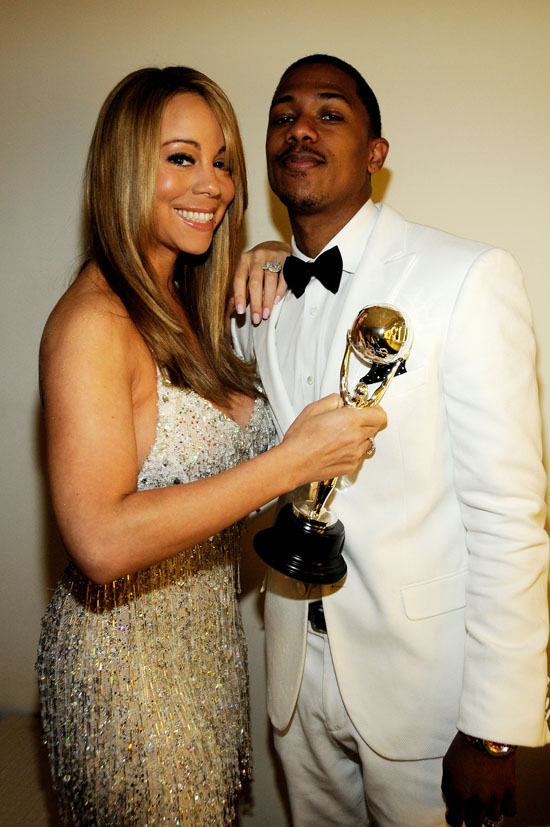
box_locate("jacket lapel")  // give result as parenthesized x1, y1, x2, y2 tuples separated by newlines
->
(320, 204, 417, 397)
(252, 299, 296, 437)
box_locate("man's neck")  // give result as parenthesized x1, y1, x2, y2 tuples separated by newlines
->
(290, 198, 371, 259)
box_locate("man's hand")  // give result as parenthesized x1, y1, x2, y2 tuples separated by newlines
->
(442, 732, 516, 827)
(232, 241, 290, 324)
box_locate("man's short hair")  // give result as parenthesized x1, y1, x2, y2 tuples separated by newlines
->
(277, 54, 382, 138)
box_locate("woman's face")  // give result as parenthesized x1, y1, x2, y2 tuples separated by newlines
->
(152, 93, 235, 271)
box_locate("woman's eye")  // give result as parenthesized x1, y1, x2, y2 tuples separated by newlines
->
(167, 153, 193, 166)
(213, 159, 228, 170)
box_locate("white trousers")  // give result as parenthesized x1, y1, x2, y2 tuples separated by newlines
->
(273, 629, 448, 827)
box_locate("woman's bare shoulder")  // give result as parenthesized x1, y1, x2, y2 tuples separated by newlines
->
(42, 264, 128, 340)
(39, 264, 143, 391)
(42, 264, 144, 357)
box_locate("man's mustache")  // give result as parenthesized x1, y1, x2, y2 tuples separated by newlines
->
(276, 146, 326, 164)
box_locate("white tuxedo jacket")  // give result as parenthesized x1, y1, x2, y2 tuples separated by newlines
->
(233, 203, 549, 760)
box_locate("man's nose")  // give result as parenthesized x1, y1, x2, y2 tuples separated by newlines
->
(285, 115, 318, 143)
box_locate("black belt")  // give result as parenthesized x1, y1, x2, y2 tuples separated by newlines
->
(308, 600, 327, 633)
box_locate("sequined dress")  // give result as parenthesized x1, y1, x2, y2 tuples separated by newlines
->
(36, 373, 276, 825)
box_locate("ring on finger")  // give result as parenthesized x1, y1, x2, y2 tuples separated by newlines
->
(364, 437, 376, 458)
(483, 817, 504, 827)
(262, 260, 282, 273)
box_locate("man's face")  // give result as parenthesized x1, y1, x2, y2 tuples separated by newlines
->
(266, 63, 387, 223)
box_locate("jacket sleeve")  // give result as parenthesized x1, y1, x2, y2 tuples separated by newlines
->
(442, 246, 549, 746)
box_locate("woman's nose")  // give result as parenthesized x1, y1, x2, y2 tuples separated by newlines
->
(192, 163, 222, 196)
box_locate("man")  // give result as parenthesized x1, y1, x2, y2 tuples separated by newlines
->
(233, 55, 549, 826)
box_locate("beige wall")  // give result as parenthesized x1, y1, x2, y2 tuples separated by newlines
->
(2, 0, 549, 823)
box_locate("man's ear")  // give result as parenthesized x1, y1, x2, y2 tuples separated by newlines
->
(367, 138, 389, 174)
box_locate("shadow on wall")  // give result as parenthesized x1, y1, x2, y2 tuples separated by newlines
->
(371, 167, 392, 205)
(506, 743, 550, 826)
(34, 720, 59, 827)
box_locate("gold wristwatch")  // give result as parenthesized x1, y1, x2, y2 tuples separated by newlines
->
(461, 732, 517, 758)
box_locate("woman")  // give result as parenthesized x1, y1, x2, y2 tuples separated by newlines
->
(36, 67, 384, 825)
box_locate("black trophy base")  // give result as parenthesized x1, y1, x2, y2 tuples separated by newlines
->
(253, 502, 347, 585)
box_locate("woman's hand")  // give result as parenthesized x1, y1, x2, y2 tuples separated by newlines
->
(280, 394, 387, 488)
(232, 240, 290, 325)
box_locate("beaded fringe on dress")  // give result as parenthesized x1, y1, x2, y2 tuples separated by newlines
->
(36, 376, 276, 825)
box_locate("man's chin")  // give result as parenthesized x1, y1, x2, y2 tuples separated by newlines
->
(277, 190, 323, 213)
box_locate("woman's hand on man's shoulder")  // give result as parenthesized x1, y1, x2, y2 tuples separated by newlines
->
(232, 240, 291, 325)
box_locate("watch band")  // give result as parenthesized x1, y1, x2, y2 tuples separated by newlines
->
(461, 731, 517, 758)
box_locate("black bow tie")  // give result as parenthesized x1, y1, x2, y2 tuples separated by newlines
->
(283, 246, 343, 298)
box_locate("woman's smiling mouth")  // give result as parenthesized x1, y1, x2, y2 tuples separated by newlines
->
(175, 208, 215, 225)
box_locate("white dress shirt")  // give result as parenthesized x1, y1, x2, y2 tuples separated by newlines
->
(276, 200, 379, 412)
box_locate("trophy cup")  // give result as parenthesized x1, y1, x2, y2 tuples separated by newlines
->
(253, 304, 413, 584)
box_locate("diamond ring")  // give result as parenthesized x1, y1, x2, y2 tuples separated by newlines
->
(365, 437, 376, 458)
(262, 261, 283, 273)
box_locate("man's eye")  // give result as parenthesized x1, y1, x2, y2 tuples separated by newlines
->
(167, 153, 193, 166)
(271, 115, 295, 126)
(321, 112, 344, 121)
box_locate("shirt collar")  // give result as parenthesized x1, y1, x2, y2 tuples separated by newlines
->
(290, 199, 379, 274)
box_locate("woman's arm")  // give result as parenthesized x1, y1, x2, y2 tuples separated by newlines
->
(41, 288, 385, 585)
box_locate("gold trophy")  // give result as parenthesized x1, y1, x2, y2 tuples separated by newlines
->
(254, 305, 413, 584)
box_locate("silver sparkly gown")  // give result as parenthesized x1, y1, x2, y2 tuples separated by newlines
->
(36, 373, 276, 825)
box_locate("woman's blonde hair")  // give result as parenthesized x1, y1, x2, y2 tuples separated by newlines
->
(83, 66, 258, 403)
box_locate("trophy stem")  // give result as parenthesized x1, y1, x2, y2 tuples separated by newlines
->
(308, 354, 406, 522)
(309, 477, 338, 520)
